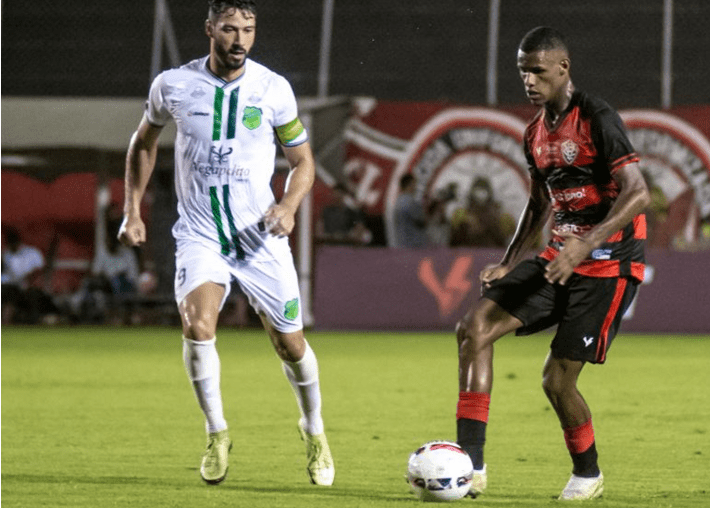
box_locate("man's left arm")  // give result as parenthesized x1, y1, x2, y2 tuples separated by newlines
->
(545, 161, 651, 284)
(263, 141, 316, 237)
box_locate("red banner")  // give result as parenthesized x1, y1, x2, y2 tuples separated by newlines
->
(338, 101, 710, 250)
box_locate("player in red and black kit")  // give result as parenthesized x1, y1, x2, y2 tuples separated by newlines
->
(454, 27, 651, 501)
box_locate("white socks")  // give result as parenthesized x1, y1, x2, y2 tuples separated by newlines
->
(182, 337, 228, 434)
(282, 341, 325, 435)
(183, 336, 324, 436)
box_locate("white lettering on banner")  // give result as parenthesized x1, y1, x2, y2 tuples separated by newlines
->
(621, 111, 710, 229)
(342, 105, 710, 249)
(628, 129, 710, 217)
(342, 158, 382, 207)
(384, 108, 530, 247)
(449, 128, 528, 167)
(412, 139, 453, 199)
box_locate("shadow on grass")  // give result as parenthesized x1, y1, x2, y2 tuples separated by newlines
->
(2, 474, 159, 486)
(226, 482, 417, 502)
(1, 474, 415, 502)
(2, 473, 576, 505)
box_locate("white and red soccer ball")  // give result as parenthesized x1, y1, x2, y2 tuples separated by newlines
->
(407, 441, 473, 502)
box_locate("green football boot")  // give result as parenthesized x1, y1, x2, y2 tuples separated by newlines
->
(200, 429, 232, 485)
(297, 420, 335, 486)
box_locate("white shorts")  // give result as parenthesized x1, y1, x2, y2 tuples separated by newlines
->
(174, 240, 303, 333)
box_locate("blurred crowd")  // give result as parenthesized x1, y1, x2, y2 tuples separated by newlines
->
(4, 169, 709, 325)
(316, 171, 710, 252)
(315, 174, 517, 250)
(2, 218, 160, 326)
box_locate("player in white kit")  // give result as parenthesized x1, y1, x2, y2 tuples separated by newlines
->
(118, 0, 334, 486)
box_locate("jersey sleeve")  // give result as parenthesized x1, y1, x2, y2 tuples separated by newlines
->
(590, 105, 639, 174)
(145, 73, 172, 127)
(272, 76, 308, 146)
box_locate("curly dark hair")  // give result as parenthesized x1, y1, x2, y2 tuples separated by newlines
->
(208, 0, 257, 19)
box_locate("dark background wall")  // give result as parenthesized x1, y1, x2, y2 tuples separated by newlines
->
(2, 0, 708, 106)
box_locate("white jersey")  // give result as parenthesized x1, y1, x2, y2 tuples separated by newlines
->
(2, 245, 44, 289)
(146, 56, 308, 261)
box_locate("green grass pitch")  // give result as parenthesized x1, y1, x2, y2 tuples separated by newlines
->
(2, 327, 709, 507)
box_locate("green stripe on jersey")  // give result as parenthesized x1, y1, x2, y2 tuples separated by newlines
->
(221, 185, 245, 260)
(226, 89, 239, 139)
(275, 117, 305, 145)
(212, 88, 225, 141)
(210, 185, 230, 255)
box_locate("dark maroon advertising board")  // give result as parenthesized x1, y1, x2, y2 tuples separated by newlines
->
(313, 246, 710, 334)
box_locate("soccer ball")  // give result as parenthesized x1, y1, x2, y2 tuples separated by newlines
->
(407, 441, 473, 502)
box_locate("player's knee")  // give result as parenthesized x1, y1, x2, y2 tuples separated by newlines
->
(455, 319, 469, 346)
(183, 315, 218, 341)
(541, 370, 572, 399)
(271, 331, 305, 362)
(456, 312, 494, 354)
(541, 373, 558, 398)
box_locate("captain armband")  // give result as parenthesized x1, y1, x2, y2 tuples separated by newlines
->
(275, 117, 307, 146)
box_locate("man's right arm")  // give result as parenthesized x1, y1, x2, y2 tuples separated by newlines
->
(481, 177, 551, 287)
(118, 115, 163, 247)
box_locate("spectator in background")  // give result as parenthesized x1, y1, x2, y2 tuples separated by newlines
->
(1, 227, 57, 324)
(394, 174, 430, 248)
(449, 177, 515, 247)
(426, 183, 457, 247)
(69, 218, 140, 324)
(93, 218, 140, 303)
(316, 183, 372, 245)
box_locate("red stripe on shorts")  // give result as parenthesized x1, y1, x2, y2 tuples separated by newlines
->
(596, 278, 627, 363)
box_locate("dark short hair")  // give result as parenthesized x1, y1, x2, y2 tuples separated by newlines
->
(208, 0, 257, 19)
(519, 26, 568, 54)
(3, 226, 21, 246)
(399, 174, 415, 190)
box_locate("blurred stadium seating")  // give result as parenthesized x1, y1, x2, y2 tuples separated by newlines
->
(2, 0, 709, 328)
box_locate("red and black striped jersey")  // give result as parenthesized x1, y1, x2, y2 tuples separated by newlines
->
(524, 90, 646, 282)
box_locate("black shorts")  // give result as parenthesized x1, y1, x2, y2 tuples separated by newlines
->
(483, 257, 638, 364)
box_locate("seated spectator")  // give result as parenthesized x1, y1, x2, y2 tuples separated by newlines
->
(426, 183, 457, 247)
(69, 218, 140, 323)
(2, 227, 58, 324)
(316, 183, 372, 245)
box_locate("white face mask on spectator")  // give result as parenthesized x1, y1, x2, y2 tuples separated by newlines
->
(472, 188, 490, 204)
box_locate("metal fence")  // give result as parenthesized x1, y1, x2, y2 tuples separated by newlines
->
(2, 0, 708, 107)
